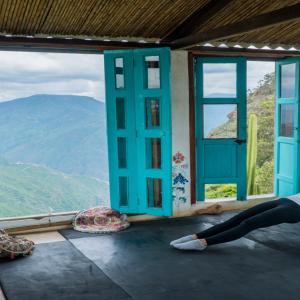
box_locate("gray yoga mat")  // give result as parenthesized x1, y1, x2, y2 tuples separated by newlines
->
(0, 241, 131, 300)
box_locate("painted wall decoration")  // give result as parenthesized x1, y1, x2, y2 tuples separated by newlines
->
(172, 151, 189, 207)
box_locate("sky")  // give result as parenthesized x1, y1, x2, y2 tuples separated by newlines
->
(204, 60, 275, 97)
(0, 51, 105, 102)
(247, 61, 275, 91)
(0, 52, 275, 103)
(203, 61, 275, 135)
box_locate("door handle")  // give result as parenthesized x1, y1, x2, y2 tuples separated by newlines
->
(234, 139, 247, 145)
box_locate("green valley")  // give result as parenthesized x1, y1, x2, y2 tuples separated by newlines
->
(0, 157, 109, 218)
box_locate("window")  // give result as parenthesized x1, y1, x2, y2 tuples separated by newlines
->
(147, 178, 162, 208)
(146, 138, 161, 169)
(280, 104, 294, 137)
(203, 104, 237, 138)
(280, 63, 296, 98)
(144, 56, 160, 89)
(117, 137, 127, 168)
(145, 98, 160, 128)
(203, 63, 237, 98)
(119, 177, 128, 206)
(115, 58, 125, 89)
(116, 98, 126, 129)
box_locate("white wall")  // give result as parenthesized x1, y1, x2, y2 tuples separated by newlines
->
(171, 50, 192, 215)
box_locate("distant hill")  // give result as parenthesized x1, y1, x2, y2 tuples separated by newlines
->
(0, 157, 109, 218)
(204, 93, 236, 98)
(0, 94, 108, 180)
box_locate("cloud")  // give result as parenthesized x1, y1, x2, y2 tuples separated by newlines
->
(0, 53, 275, 103)
(0, 51, 105, 102)
(202, 61, 275, 97)
(247, 61, 275, 91)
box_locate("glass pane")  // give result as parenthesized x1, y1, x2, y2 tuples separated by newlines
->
(203, 104, 237, 138)
(147, 178, 162, 208)
(280, 63, 296, 98)
(146, 138, 161, 169)
(145, 56, 160, 89)
(145, 98, 160, 128)
(117, 137, 127, 168)
(116, 98, 125, 129)
(119, 177, 128, 206)
(205, 184, 237, 201)
(203, 63, 237, 98)
(280, 104, 294, 137)
(115, 58, 124, 89)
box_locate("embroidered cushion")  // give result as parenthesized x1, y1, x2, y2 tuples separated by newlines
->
(0, 229, 34, 259)
(73, 207, 130, 233)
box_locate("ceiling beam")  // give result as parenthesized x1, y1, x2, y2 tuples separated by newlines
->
(0, 36, 163, 53)
(161, 0, 235, 42)
(190, 46, 300, 59)
(172, 3, 300, 49)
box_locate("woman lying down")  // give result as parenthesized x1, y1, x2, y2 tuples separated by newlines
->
(170, 195, 300, 251)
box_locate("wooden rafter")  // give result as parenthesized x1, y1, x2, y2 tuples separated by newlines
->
(172, 3, 300, 49)
(161, 0, 235, 42)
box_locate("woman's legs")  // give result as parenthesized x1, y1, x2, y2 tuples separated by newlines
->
(172, 200, 281, 248)
(196, 199, 281, 239)
(206, 200, 300, 246)
(173, 198, 300, 251)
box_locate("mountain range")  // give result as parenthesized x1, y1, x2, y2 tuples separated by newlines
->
(0, 94, 110, 217)
(0, 94, 108, 180)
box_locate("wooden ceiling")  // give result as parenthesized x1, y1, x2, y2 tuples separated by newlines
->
(0, 0, 209, 39)
(1, 0, 300, 50)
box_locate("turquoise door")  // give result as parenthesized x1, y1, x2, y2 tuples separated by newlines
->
(195, 57, 247, 201)
(275, 59, 300, 196)
(104, 48, 172, 216)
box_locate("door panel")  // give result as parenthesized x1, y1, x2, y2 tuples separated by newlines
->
(104, 51, 138, 213)
(104, 48, 172, 216)
(134, 48, 172, 216)
(275, 59, 300, 196)
(203, 142, 237, 178)
(196, 57, 247, 201)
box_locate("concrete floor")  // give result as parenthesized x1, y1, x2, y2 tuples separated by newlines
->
(0, 231, 66, 300)
(63, 213, 300, 300)
(2, 213, 300, 299)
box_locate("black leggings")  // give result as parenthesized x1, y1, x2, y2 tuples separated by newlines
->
(196, 198, 300, 246)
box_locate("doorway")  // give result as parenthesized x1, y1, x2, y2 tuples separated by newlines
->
(194, 57, 292, 202)
(247, 61, 275, 198)
(195, 57, 247, 201)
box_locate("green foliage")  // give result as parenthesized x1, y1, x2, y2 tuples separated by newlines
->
(247, 114, 259, 195)
(255, 160, 274, 195)
(205, 184, 237, 199)
(0, 158, 109, 218)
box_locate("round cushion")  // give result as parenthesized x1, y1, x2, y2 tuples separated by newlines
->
(73, 207, 130, 233)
